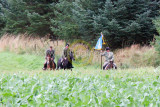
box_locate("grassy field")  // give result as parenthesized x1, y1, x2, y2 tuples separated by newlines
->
(0, 52, 160, 106)
(0, 52, 44, 72)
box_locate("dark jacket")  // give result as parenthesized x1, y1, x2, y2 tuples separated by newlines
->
(45, 49, 55, 59)
(62, 48, 70, 59)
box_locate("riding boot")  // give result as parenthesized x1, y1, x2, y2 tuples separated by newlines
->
(43, 63, 47, 70)
(103, 66, 105, 70)
(70, 64, 74, 68)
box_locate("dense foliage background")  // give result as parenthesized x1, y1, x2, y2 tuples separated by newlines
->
(0, 0, 159, 48)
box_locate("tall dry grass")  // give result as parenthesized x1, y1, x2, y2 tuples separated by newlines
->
(0, 34, 65, 57)
(114, 45, 158, 68)
(0, 34, 158, 68)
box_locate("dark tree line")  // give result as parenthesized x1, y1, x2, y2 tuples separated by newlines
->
(0, 0, 159, 48)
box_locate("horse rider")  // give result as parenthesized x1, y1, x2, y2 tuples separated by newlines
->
(61, 44, 70, 61)
(43, 46, 55, 70)
(61, 43, 73, 68)
(101, 47, 114, 70)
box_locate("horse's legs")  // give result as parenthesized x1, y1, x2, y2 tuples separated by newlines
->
(47, 64, 50, 70)
(105, 64, 110, 70)
(43, 62, 47, 70)
(103, 62, 108, 70)
(105, 61, 114, 70)
(113, 63, 117, 69)
(104, 63, 109, 70)
(57, 65, 59, 70)
(53, 62, 56, 70)
(111, 64, 113, 69)
(110, 63, 113, 69)
(105, 63, 112, 70)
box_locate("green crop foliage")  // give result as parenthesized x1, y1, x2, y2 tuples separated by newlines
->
(0, 52, 160, 106)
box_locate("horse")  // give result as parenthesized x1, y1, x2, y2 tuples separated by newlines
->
(57, 51, 75, 70)
(103, 61, 117, 70)
(46, 55, 56, 70)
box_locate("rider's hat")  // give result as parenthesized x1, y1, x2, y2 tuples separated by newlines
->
(106, 47, 110, 50)
(50, 46, 53, 48)
(66, 43, 69, 47)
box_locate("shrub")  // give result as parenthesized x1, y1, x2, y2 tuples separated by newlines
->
(154, 36, 160, 54)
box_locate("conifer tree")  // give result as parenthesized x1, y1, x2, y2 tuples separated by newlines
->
(2, 0, 57, 36)
(24, 0, 57, 36)
(2, 0, 28, 34)
(72, 0, 105, 44)
(93, 0, 159, 48)
(50, 0, 78, 41)
(0, 0, 7, 35)
(0, 0, 159, 48)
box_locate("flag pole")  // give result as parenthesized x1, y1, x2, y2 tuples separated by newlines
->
(101, 32, 103, 70)
(101, 54, 102, 69)
(94, 32, 106, 70)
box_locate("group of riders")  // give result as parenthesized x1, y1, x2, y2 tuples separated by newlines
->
(43, 44, 117, 70)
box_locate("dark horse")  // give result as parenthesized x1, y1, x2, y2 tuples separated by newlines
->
(46, 55, 56, 70)
(103, 61, 117, 70)
(57, 51, 75, 70)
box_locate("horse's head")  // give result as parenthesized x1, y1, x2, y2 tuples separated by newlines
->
(62, 58, 68, 69)
(70, 51, 75, 61)
(47, 54, 51, 57)
(47, 54, 51, 61)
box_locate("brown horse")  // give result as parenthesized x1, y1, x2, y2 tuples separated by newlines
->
(46, 55, 56, 70)
(104, 61, 117, 70)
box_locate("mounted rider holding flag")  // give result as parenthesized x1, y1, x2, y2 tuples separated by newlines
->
(101, 47, 114, 70)
(94, 32, 117, 70)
